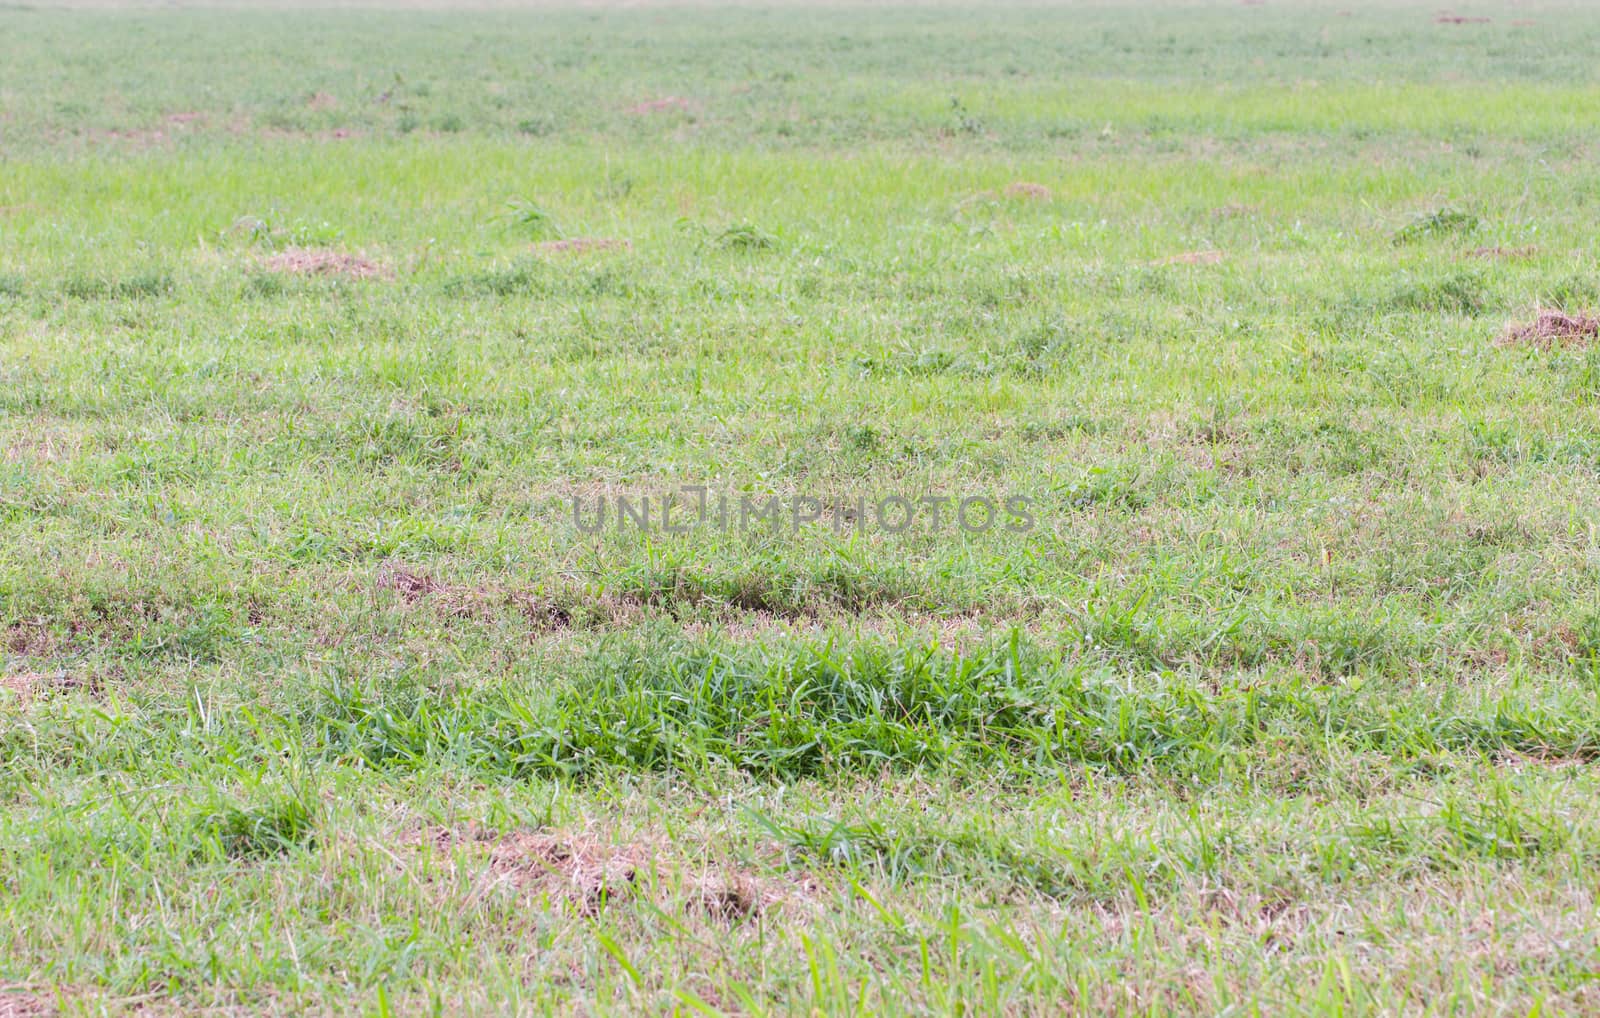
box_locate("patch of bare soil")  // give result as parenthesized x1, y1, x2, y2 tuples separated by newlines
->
(0, 672, 54, 706)
(376, 566, 485, 620)
(371, 559, 1026, 640)
(690, 873, 766, 922)
(1003, 182, 1051, 201)
(376, 565, 572, 630)
(1212, 203, 1260, 219)
(505, 591, 575, 632)
(487, 833, 648, 916)
(100, 128, 171, 147)
(533, 237, 632, 255)
(0, 992, 54, 1018)
(4, 621, 55, 657)
(259, 248, 391, 281)
(678, 609, 998, 650)
(402, 826, 788, 921)
(377, 565, 440, 603)
(306, 92, 338, 111)
(1495, 309, 1600, 350)
(249, 126, 359, 142)
(1494, 748, 1586, 770)
(627, 96, 694, 115)
(1152, 250, 1224, 266)
(1467, 245, 1537, 260)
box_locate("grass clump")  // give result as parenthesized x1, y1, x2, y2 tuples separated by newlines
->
(302, 636, 1600, 786)
(60, 270, 174, 300)
(194, 794, 318, 859)
(503, 197, 563, 240)
(1392, 206, 1479, 244)
(716, 223, 777, 251)
(1382, 271, 1490, 314)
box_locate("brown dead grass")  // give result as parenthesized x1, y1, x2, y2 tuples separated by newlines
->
(1152, 250, 1224, 267)
(248, 126, 359, 143)
(1495, 309, 1600, 350)
(377, 565, 440, 603)
(99, 128, 171, 147)
(402, 826, 779, 921)
(2, 424, 86, 465)
(1434, 12, 1491, 24)
(376, 566, 488, 620)
(306, 91, 338, 111)
(1467, 245, 1537, 260)
(0, 668, 97, 702)
(486, 831, 648, 916)
(376, 564, 573, 631)
(259, 248, 391, 281)
(371, 559, 1021, 640)
(690, 873, 768, 922)
(4, 621, 56, 658)
(1211, 203, 1260, 219)
(533, 237, 632, 256)
(1003, 182, 1051, 201)
(627, 96, 694, 115)
(0, 992, 54, 1018)
(678, 609, 1001, 650)
(1465, 244, 1529, 262)
(0, 672, 53, 706)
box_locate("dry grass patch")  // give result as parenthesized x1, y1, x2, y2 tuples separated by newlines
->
(0, 671, 54, 706)
(678, 608, 1003, 650)
(402, 826, 782, 921)
(375, 564, 442, 604)
(1212, 202, 1260, 219)
(259, 247, 391, 281)
(0, 992, 54, 1018)
(375, 565, 493, 620)
(4, 621, 57, 658)
(1003, 182, 1051, 200)
(1467, 245, 1537, 260)
(484, 831, 649, 916)
(374, 563, 574, 630)
(1495, 309, 1600, 350)
(2, 422, 87, 465)
(1152, 249, 1224, 266)
(627, 96, 694, 115)
(533, 237, 631, 256)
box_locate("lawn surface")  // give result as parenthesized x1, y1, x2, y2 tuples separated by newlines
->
(4, 1, 1600, 1014)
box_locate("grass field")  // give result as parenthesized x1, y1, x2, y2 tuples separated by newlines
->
(5, 0, 1600, 1013)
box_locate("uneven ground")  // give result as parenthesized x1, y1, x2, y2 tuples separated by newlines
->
(4, 1, 1600, 1013)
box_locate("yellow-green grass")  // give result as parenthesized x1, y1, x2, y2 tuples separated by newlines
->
(4, 1, 1600, 1014)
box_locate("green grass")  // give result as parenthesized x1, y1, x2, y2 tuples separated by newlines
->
(5, 0, 1600, 1013)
